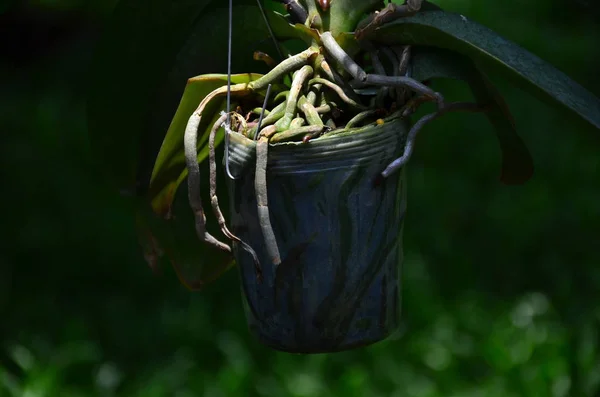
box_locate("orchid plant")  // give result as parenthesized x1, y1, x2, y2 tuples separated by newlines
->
(89, 0, 600, 290)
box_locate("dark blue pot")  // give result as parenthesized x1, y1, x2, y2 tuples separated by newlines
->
(227, 118, 408, 353)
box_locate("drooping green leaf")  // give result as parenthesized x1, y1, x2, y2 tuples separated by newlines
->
(369, 10, 600, 131)
(411, 47, 470, 82)
(469, 68, 535, 185)
(148, 73, 263, 215)
(147, 9, 302, 216)
(136, 188, 233, 291)
(268, 10, 315, 44)
(87, 1, 310, 288)
(87, 1, 304, 288)
(411, 47, 534, 184)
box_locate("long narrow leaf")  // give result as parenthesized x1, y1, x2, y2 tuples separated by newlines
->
(88, 1, 312, 289)
(369, 10, 600, 130)
(411, 47, 534, 184)
(149, 73, 264, 215)
(136, 196, 234, 291)
(469, 68, 535, 185)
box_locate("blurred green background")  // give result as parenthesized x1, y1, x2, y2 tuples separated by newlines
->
(1, 0, 600, 396)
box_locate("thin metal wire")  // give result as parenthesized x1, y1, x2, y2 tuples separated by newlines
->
(255, 84, 272, 140)
(256, 0, 284, 60)
(225, 0, 235, 179)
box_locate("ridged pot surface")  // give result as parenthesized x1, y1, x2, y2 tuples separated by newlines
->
(227, 118, 408, 353)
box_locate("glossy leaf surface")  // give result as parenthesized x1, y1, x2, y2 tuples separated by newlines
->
(87, 0, 307, 288)
(136, 190, 233, 291)
(149, 73, 263, 215)
(369, 10, 600, 130)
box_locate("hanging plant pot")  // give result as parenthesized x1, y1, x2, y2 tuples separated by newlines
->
(226, 117, 408, 353)
(91, 0, 600, 356)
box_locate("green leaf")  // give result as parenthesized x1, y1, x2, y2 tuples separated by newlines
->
(87, 1, 280, 196)
(268, 10, 315, 44)
(148, 73, 263, 215)
(87, 1, 302, 288)
(329, 0, 383, 35)
(411, 47, 534, 184)
(136, 191, 233, 291)
(469, 68, 535, 185)
(87, 1, 308, 288)
(369, 10, 600, 131)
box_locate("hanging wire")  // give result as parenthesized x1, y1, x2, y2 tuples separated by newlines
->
(256, 0, 284, 60)
(254, 84, 273, 140)
(224, 0, 236, 179)
(226, 1, 281, 176)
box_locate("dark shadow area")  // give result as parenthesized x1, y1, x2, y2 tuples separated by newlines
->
(1, 0, 599, 395)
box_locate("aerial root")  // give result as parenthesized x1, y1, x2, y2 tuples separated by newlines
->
(321, 32, 367, 82)
(309, 78, 366, 110)
(290, 117, 306, 129)
(183, 25, 468, 273)
(275, 65, 314, 131)
(321, 30, 441, 110)
(184, 113, 231, 253)
(270, 124, 327, 144)
(381, 102, 489, 178)
(253, 51, 277, 68)
(210, 113, 263, 281)
(355, 0, 423, 39)
(183, 50, 316, 272)
(345, 110, 380, 129)
(298, 96, 324, 126)
(255, 134, 282, 267)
